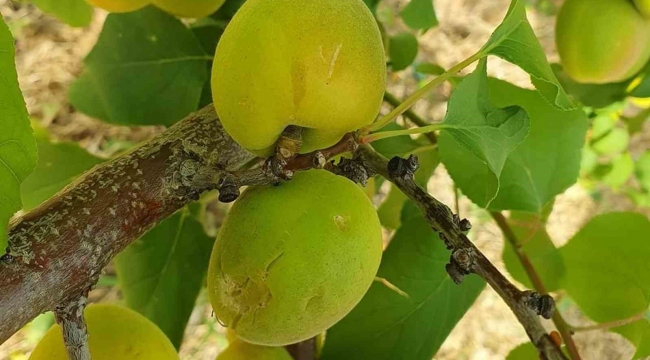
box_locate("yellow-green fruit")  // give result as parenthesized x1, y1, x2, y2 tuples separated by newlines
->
(152, 0, 225, 18)
(207, 170, 382, 346)
(216, 340, 292, 360)
(29, 304, 178, 360)
(634, 0, 650, 18)
(85, 0, 148, 12)
(556, 0, 650, 84)
(211, 0, 386, 155)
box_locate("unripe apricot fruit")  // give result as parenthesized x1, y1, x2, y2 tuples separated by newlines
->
(211, 0, 386, 155)
(85, 0, 148, 13)
(151, 0, 225, 18)
(216, 339, 292, 360)
(634, 0, 650, 18)
(29, 304, 178, 360)
(207, 170, 383, 346)
(556, 0, 650, 84)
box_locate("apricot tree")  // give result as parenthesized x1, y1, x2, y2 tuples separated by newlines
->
(1, 0, 650, 360)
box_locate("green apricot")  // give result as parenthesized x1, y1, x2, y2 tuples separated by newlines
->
(556, 0, 650, 84)
(216, 340, 292, 360)
(30, 304, 178, 360)
(207, 170, 382, 346)
(211, 0, 386, 155)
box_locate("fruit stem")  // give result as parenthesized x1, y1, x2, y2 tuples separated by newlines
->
(366, 51, 482, 132)
(361, 123, 446, 143)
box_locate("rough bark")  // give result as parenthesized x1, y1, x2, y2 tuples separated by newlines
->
(0, 106, 254, 343)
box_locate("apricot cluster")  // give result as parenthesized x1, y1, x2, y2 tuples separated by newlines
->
(205, 0, 387, 348)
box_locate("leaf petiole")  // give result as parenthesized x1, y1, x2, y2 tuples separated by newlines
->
(365, 51, 483, 132)
(361, 123, 446, 143)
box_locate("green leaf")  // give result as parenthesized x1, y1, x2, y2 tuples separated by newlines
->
(479, 0, 573, 110)
(502, 209, 564, 292)
(21, 126, 102, 211)
(414, 62, 445, 76)
(506, 342, 538, 360)
(613, 316, 650, 359)
(190, 18, 224, 108)
(389, 32, 418, 71)
(442, 78, 587, 212)
(560, 212, 650, 323)
(0, 15, 38, 252)
(114, 209, 215, 348)
(190, 17, 225, 57)
(69, 7, 210, 126)
(552, 64, 629, 109)
(211, 0, 248, 20)
(378, 146, 439, 229)
(636, 151, 650, 191)
(28, 0, 93, 27)
(400, 0, 438, 32)
(321, 217, 485, 360)
(442, 59, 530, 177)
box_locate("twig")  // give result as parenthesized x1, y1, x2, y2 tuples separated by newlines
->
(355, 145, 567, 360)
(286, 337, 316, 360)
(383, 92, 437, 144)
(54, 296, 91, 360)
(569, 312, 646, 333)
(191, 133, 359, 203)
(491, 212, 581, 360)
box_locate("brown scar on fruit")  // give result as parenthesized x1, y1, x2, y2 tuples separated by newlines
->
(334, 215, 348, 232)
(218, 249, 285, 329)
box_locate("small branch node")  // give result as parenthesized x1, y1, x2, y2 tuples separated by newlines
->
(276, 125, 303, 160)
(312, 151, 327, 168)
(0, 253, 14, 263)
(217, 174, 241, 203)
(387, 155, 420, 180)
(331, 158, 370, 186)
(523, 290, 556, 320)
(445, 260, 469, 285)
(453, 214, 472, 233)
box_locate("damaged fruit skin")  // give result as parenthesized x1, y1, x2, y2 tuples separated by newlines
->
(211, 0, 386, 156)
(29, 304, 178, 360)
(207, 170, 382, 346)
(216, 339, 293, 360)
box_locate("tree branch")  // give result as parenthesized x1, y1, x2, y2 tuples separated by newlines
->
(491, 212, 581, 360)
(0, 105, 254, 343)
(0, 105, 567, 360)
(54, 296, 91, 360)
(355, 145, 568, 360)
